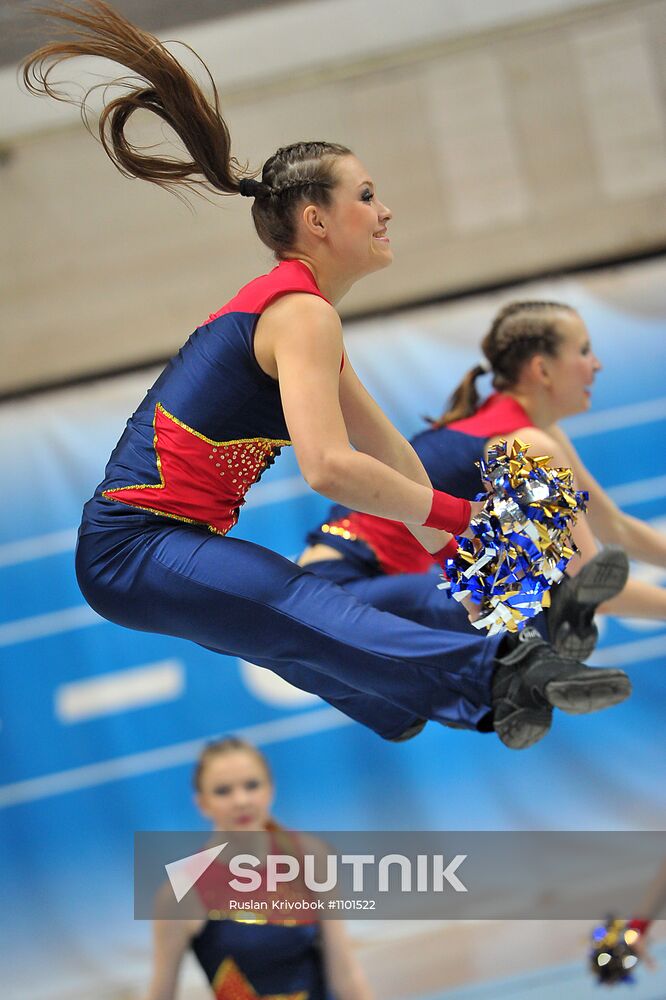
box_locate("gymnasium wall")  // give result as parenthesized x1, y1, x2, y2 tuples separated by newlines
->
(1, 0, 666, 394)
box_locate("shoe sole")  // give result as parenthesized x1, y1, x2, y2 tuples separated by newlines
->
(389, 719, 427, 743)
(554, 624, 598, 663)
(495, 709, 552, 750)
(552, 547, 630, 660)
(545, 672, 632, 715)
(568, 547, 629, 605)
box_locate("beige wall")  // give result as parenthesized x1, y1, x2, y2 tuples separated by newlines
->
(2, 0, 666, 394)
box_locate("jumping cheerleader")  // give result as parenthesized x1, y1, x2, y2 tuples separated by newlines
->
(23, 3, 630, 751)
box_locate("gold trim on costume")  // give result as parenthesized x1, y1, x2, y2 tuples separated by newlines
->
(320, 520, 358, 542)
(103, 402, 291, 535)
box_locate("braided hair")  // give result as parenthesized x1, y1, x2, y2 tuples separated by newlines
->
(432, 301, 575, 427)
(242, 141, 352, 255)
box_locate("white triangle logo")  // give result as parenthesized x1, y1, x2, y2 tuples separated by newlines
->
(165, 842, 228, 902)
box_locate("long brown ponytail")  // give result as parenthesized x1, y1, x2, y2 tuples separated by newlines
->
(21, 3, 354, 255)
(22, 1, 247, 195)
(432, 301, 574, 428)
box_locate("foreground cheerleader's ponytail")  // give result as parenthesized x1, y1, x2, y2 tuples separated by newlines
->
(22, 2, 353, 256)
(22, 0, 248, 196)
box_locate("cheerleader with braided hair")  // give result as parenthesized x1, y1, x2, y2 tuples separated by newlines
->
(23, 3, 630, 751)
(301, 301, 666, 737)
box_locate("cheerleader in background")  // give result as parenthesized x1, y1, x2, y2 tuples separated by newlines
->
(300, 303, 666, 730)
(146, 737, 371, 1000)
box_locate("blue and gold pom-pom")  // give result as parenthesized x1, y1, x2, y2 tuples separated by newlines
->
(588, 918, 641, 985)
(442, 438, 588, 634)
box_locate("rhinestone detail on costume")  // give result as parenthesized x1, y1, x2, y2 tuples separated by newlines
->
(320, 519, 358, 542)
(103, 403, 290, 535)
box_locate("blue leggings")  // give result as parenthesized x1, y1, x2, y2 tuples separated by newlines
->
(75, 506, 497, 740)
(307, 558, 482, 633)
(305, 542, 550, 640)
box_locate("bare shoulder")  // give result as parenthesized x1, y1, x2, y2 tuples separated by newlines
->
(487, 426, 560, 457)
(255, 293, 342, 378)
(546, 422, 577, 453)
(261, 292, 341, 330)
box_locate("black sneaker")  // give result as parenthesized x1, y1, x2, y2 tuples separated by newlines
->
(492, 630, 553, 750)
(492, 627, 632, 749)
(547, 547, 629, 661)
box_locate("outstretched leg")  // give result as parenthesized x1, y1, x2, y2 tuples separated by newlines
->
(76, 523, 497, 735)
(76, 522, 632, 748)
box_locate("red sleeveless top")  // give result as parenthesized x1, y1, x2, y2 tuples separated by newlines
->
(100, 261, 335, 536)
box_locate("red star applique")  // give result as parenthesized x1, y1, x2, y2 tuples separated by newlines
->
(212, 957, 308, 1000)
(104, 403, 290, 535)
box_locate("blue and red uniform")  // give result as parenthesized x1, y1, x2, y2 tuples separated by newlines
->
(191, 830, 330, 1000)
(76, 260, 498, 737)
(305, 395, 535, 632)
(192, 921, 327, 1000)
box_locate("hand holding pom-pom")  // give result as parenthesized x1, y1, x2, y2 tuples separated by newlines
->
(442, 438, 588, 635)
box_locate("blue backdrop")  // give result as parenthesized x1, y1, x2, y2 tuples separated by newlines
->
(1, 260, 665, 999)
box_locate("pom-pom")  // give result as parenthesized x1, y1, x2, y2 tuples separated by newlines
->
(588, 917, 642, 985)
(442, 438, 588, 634)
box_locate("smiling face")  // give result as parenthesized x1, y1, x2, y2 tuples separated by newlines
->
(542, 311, 602, 417)
(299, 154, 393, 279)
(195, 749, 274, 832)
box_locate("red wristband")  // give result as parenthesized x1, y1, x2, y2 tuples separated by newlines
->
(432, 537, 459, 569)
(627, 918, 651, 935)
(424, 490, 471, 536)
